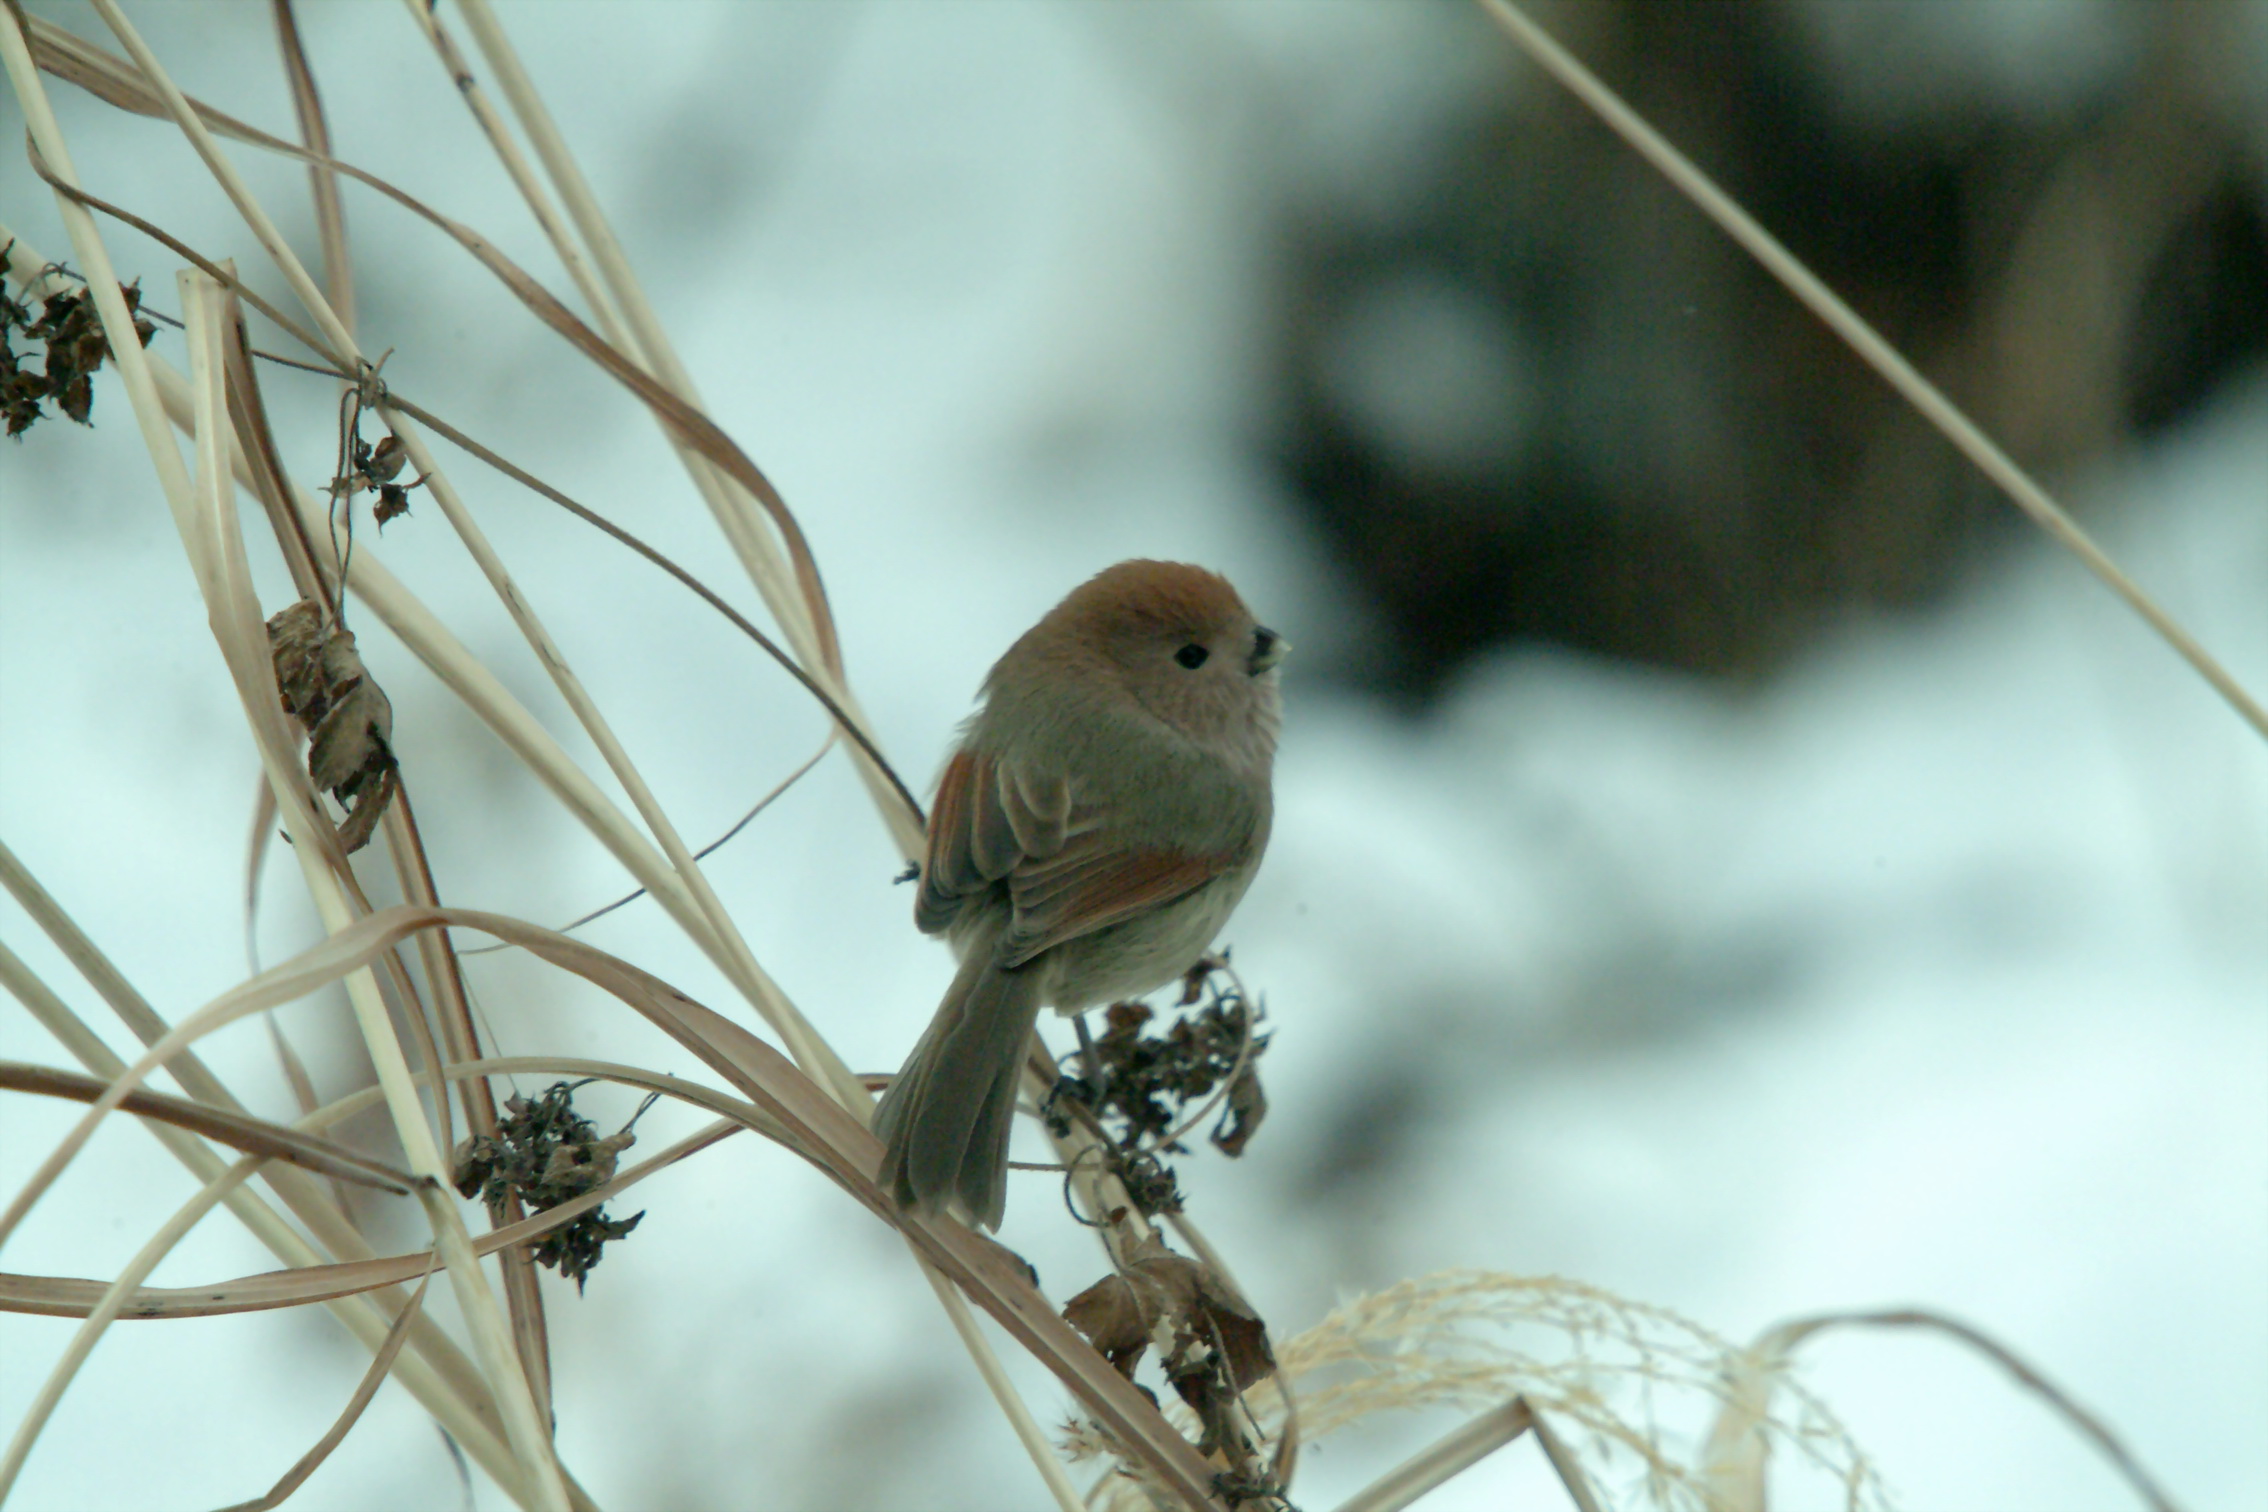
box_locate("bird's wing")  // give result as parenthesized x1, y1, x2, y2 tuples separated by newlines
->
(916, 745, 1235, 964)
(998, 842, 1236, 968)
(915, 746, 1075, 933)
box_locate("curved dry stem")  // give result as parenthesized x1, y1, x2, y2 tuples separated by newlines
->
(0, 1153, 268, 1500)
(1474, 0, 2268, 746)
(1734, 1310, 2182, 1512)
(0, 873, 530, 1507)
(1, 46, 539, 1500)
(0, 905, 1227, 1507)
(0, 1108, 742, 1323)
(215, 1266, 435, 1512)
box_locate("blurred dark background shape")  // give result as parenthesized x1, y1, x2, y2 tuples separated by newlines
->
(1268, 0, 2268, 697)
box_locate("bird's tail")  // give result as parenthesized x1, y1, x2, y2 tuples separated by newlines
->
(873, 944, 1045, 1230)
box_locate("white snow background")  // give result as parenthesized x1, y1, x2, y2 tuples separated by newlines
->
(1, 3, 2262, 1509)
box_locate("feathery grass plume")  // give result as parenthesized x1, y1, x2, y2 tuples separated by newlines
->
(1066, 1269, 1890, 1512)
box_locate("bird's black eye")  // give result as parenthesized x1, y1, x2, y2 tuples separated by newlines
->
(1174, 643, 1210, 670)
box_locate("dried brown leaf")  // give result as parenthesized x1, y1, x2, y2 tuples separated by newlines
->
(264, 599, 395, 851)
(307, 677, 391, 793)
(1064, 1274, 1150, 1380)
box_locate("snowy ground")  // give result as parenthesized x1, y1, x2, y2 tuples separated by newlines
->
(2, 4, 2263, 1509)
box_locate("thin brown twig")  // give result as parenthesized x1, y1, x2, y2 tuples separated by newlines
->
(459, 731, 840, 956)
(19, 156, 926, 829)
(379, 778, 554, 1422)
(28, 15, 848, 683)
(24, 137, 344, 366)
(0, 1061, 412, 1192)
(269, 0, 352, 340)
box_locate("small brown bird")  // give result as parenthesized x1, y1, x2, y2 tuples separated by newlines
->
(874, 561, 1286, 1228)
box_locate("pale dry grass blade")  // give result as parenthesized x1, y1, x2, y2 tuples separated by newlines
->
(392, 0, 629, 350)
(0, 899, 1225, 1506)
(0, 898, 530, 1506)
(444, 0, 829, 656)
(922, 1260, 1088, 1512)
(88, 0, 353, 357)
(445, 0, 923, 862)
(0, 1153, 267, 1500)
(1331, 1397, 1533, 1512)
(214, 1267, 436, 1512)
(1531, 1414, 1607, 1512)
(177, 272, 572, 1512)
(1474, 0, 2268, 745)
(23, 11, 289, 153)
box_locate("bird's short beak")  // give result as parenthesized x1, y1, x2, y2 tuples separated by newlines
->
(1250, 626, 1289, 675)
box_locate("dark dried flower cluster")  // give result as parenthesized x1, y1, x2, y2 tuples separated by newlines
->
(451, 1081, 645, 1294)
(341, 428, 415, 528)
(1044, 961, 1269, 1219)
(1, 258, 155, 438)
